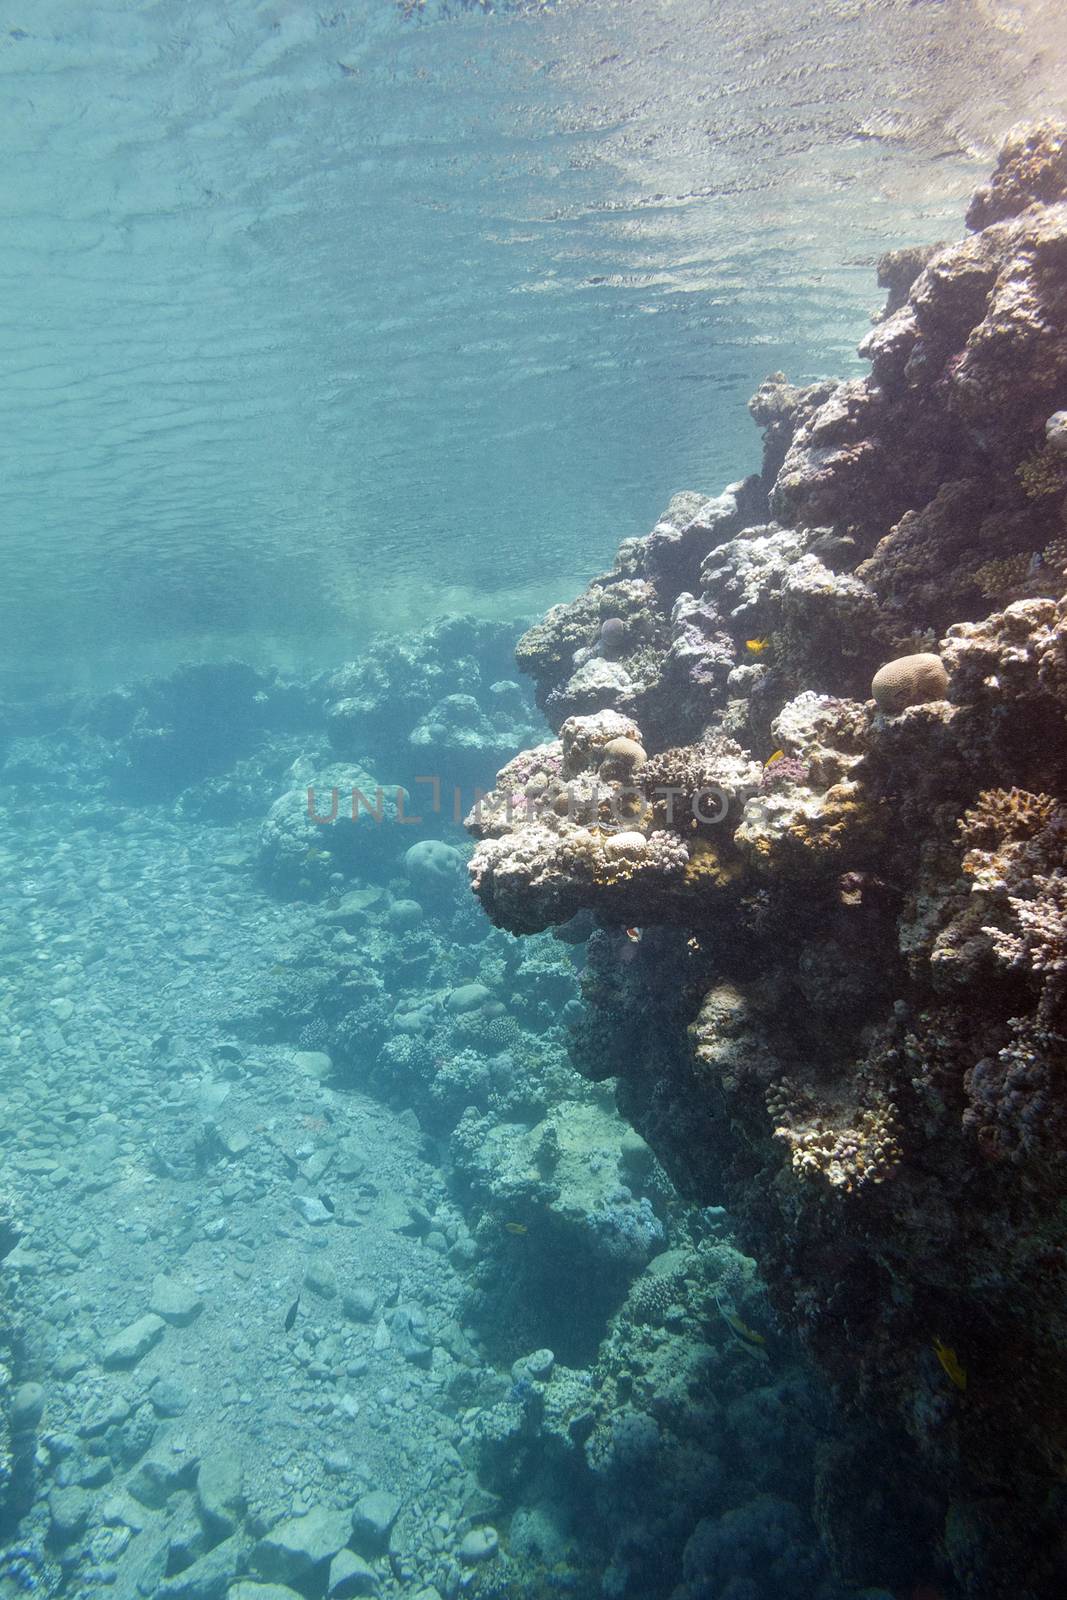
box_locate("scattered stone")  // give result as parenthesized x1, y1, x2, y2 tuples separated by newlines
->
(389, 1304, 432, 1367)
(254, 1506, 354, 1585)
(292, 1194, 333, 1226)
(167, 1514, 208, 1573)
(335, 1141, 367, 1179)
(180, 937, 213, 962)
(101, 1312, 166, 1369)
(219, 1126, 253, 1158)
(149, 1376, 192, 1417)
(350, 1490, 400, 1556)
(341, 1286, 377, 1322)
(328, 1548, 379, 1597)
(126, 1450, 199, 1509)
(230, 1587, 307, 1600)
(78, 1392, 132, 1437)
(49, 1484, 91, 1542)
(325, 887, 385, 925)
(292, 1051, 333, 1081)
(197, 1447, 246, 1538)
(373, 1190, 414, 1234)
(303, 1147, 333, 1182)
(90, 1522, 132, 1564)
(150, 1275, 204, 1326)
(304, 1258, 338, 1299)
(74, 1454, 116, 1489)
(449, 1236, 478, 1270)
(100, 1492, 147, 1533)
(53, 1348, 89, 1380)
(155, 1534, 242, 1598)
(10, 1380, 46, 1430)
(2, 1242, 39, 1273)
(458, 1526, 499, 1564)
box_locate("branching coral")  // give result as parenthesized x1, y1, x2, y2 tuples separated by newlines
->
(985, 872, 1067, 1023)
(973, 552, 1037, 600)
(962, 1016, 1067, 1164)
(1018, 446, 1067, 502)
(765, 1078, 901, 1193)
(960, 786, 1058, 850)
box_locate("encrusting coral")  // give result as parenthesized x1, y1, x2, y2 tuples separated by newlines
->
(467, 125, 1067, 1600)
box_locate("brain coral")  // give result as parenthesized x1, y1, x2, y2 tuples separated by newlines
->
(870, 652, 948, 713)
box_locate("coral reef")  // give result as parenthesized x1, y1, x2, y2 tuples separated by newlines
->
(258, 759, 404, 898)
(466, 127, 1067, 1600)
(324, 615, 538, 778)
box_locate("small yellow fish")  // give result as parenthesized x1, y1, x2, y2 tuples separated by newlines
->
(745, 637, 770, 655)
(715, 1294, 767, 1355)
(504, 1222, 527, 1236)
(723, 1310, 765, 1347)
(932, 1338, 967, 1392)
(764, 749, 785, 766)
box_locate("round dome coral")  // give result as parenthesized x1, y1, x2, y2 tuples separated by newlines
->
(870, 653, 948, 713)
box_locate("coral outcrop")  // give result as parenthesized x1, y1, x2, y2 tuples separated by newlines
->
(467, 125, 1067, 1600)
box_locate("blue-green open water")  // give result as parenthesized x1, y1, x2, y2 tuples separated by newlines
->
(4, 0, 1061, 686)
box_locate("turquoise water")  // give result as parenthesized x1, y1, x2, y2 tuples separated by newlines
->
(3, 5, 1067, 1600)
(3, 0, 1052, 685)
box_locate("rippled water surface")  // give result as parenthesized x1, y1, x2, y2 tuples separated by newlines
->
(2, 0, 1065, 684)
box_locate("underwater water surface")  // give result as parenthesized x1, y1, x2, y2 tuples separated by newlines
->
(3, 0, 1064, 685)
(4, 5, 1067, 1600)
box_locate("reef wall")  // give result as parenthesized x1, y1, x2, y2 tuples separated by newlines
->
(466, 123, 1067, 1600)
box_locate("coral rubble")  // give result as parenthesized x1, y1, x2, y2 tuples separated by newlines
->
(467, 125, 1067, 1600)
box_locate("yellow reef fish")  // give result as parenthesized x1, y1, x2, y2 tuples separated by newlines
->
(745, 637, 770, 655)
(504, 1222, 527, 1236)
(715, 1294, 768, 1356)
(764, 749, 785, 766)
(932, 1338, 967, 1392)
